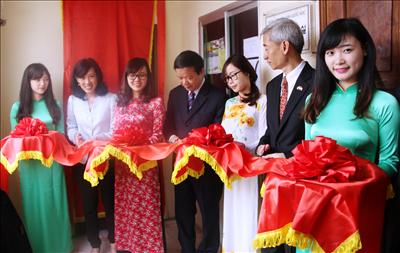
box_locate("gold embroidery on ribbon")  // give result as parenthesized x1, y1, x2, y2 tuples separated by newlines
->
(171, 145, 232, 188)
(253, 223, 362, 253)
(85, 144, 157, 187)
(1, 151, 53, 174)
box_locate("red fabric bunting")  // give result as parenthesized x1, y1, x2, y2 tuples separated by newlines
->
(185, 124, 234, 146)
(1, 130, 93, 174)
(283, 136, 357, 182)
(0, 163, 8, 192)
(10, 117, 49, 137)
(256, 158, 388, 252)
(1, 121, 389, 253)
(81, 141, 181, 186)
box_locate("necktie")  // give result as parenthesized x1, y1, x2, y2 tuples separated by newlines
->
(188, 91, 195, 111)
(279, 76, 288, 120)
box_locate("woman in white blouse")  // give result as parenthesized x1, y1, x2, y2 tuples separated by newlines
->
(66, 58, 117, 253)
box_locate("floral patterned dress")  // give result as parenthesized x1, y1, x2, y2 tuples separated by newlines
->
(113, 97, 165, 253)
(221, 94, 267, 253)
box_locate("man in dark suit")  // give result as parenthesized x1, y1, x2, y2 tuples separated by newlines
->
(164, 50, 227, 253)
(255, 18, 315, 253)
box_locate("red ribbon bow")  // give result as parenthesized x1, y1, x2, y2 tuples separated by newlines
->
(185, 123, 233, 147)
(10, 117, 49, 137)
(283, 136, 357, 182)
(111, 126, 148, 146)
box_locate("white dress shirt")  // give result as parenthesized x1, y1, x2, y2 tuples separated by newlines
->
(283, 60, 306, 101)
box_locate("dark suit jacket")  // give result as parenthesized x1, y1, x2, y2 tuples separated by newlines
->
(164, 80, 227, 139)
(258, 62, 314, 157)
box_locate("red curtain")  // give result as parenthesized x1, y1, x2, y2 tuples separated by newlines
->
(62, 0, 165, 220)
(0, 164, 8, 192)
(155, 0, 165, 98)
(63, 0, 165, 97)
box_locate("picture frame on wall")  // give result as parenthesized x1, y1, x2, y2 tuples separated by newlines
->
(264, 4, 312, 52)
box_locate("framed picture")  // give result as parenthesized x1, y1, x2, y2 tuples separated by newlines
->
(264, 4, 311, 52)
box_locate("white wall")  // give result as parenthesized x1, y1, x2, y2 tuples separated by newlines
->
(1, 1, 64, 137)
(257, 1, 318, 88)
(1, 0, 64, 213)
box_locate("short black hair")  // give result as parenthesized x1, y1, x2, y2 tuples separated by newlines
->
(173, 50, 204, 74)
(71, 58, 108, 99)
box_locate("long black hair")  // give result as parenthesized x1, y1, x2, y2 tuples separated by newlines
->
(304, 18, 379, 123)
(117, 58, 155, 106)
(16, 63, 61, 125)
(70, 58, 108, 99)
(222, 54, 260, 106)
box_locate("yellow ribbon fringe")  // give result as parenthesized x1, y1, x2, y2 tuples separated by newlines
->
(387, 184, 395, 199)
(171, 145, 232, 188)
(253, 223, 362, 253)
(1, 151, 54, 174)
(84, 144, 157, 187)
(260, 182, 267, 197)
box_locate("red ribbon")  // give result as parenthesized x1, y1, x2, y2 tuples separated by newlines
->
(10, 117, 49, 137)
(282, 136, 357, 182)
(185, 123, 234, 146)
(112, 126, 149, 146)
(2, 119, 389, 252)
(256, 158, 388, 252)
(2, 118, 94, 172)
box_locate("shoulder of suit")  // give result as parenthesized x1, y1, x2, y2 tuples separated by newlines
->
(303, 61, 315, 70)
(210, 85, 225, 94)
(267, 73, 284, 88)
(202, 82, 225, 95)
(301, 62, 315, 78)
(170, 84, 186, 95)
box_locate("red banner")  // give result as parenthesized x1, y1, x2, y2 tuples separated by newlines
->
(63, 0, 165, 102)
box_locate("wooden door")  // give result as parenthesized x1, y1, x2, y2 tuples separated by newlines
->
(320, 0, 400, 88)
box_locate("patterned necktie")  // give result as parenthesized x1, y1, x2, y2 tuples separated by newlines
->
(188, 91, 195, 111)
(279, 76, 288, 120)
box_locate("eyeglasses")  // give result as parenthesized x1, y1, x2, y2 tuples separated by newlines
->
(224, 71, 241, 83)
(127, 73, 147, 80)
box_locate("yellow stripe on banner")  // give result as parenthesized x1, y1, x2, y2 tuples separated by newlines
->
(1, 151, 54, 174)
(84, 144, 158, 187)
(253, 223, 362, 253)
(148, 0, 157, 69)
(171, 145, 232, 188)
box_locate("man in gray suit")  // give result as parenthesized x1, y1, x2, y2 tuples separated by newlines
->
(256, 18, 315, 253)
